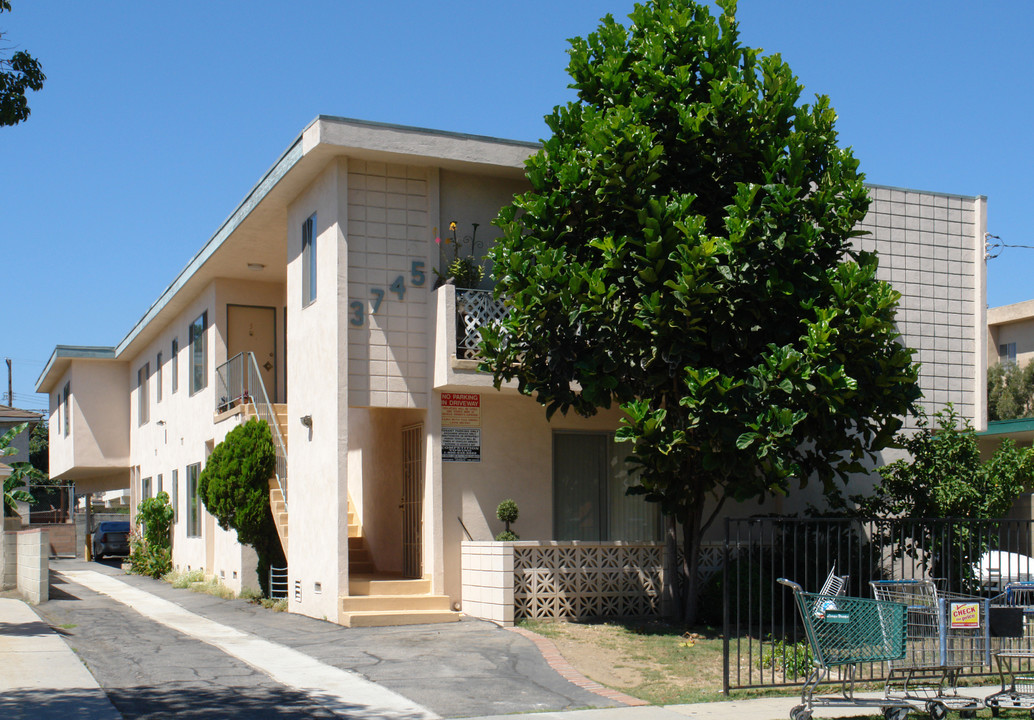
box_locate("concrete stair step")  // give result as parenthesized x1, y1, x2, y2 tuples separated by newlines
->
(338, 609, 460, 628)
(349, 576, 431, 596)
(350, 561, 376, 574)
(339, 594, 453, 613)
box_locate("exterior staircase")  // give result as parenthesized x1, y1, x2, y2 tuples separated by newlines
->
(339, 496, 459, 627)
(244, 402, 289, 556)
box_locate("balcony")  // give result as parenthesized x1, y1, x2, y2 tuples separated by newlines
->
(434, 286, 512, 392)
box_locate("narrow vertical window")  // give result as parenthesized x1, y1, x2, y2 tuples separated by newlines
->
(62, 381, 71, 436)
(171, 338, 179, 393)
(171, 469, 179, 523)
(156, 473, 163, 495)
(302, 213, 317, 306)
(142, 476, 152, 501)
(186, 463, 201, 538)
(54, 393, 61, 434)
(156, 352, 163, 403)
(138, 363, 149, 425)
(189, 311, 208, 394)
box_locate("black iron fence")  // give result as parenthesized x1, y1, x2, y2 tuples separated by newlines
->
(722, 516, 1034, 693)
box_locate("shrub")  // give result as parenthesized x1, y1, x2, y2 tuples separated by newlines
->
(128, 492, 173, 578)
(495, 499, 519, 541)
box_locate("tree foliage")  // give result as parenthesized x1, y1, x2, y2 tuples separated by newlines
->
(988, 362, 1034, 421)
(1, 421, 40, 515)
(129, 491, 174, 578)
(0, 1, 45, 127)
(480, 0, 920, 621)
(198, 419, 283, 596)
(854, 405, 1033, 583)
(856, 405, 1032, 520)
(29, 419, 48, 474)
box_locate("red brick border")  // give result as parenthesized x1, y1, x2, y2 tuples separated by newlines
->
(508, 626, 649, 707)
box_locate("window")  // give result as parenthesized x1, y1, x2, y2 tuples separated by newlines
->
(54, 393, 61, 433)
(171, 338, 179, 393)
(156, 352, 163, 403)
(171, 469, 179, 523)
(156, 473, 163, 495)
(1001, 342, 1018, 366)
(189, 311, 208, 394)
(138, 363, 149, 425)
(302, 212, 317, 306)
(553, 432, 661, 542)
(186, 462, 201, 537)
(142, 476, 152, 501)
(62, 381, 71, 437)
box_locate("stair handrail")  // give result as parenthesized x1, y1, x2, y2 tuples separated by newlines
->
(245, 351, 288, 507)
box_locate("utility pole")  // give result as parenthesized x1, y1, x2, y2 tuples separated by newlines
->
(5, 358, 11, 407)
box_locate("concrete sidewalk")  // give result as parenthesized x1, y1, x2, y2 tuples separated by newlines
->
(0, 597, 121, 720)
(0, 572, 1006, 720)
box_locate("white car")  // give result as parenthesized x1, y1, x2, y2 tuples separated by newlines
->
(974, 550, 1034, 588)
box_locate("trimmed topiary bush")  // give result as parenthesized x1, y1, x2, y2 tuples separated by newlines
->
(495, 499, 519, 541)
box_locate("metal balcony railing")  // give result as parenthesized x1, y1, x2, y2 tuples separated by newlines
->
(455, 288, 509, 360)
(215, 351, 288, 506)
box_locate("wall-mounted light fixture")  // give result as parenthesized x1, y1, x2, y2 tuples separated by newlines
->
(300, 415, 313, 428)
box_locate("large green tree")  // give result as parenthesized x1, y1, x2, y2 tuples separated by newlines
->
(481, 0, 920, 622)
(988, 361, 1034, 421)
(198, 419, 284, 596)
(0, 1, 45, 127)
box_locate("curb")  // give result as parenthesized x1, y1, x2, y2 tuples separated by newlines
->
(507, 626, 650, 707)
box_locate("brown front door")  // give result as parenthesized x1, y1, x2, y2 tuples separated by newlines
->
(227, 305, 277, 401)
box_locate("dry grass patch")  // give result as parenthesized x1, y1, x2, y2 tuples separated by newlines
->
(521, 618, 729, 705)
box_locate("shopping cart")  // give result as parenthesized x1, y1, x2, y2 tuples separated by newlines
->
(871, 579, 990, 720)
(986, 581, 1034, 717)
(778, 578, 910, 720)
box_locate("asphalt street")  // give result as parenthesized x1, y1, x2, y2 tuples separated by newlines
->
(25, 559, 617, 719)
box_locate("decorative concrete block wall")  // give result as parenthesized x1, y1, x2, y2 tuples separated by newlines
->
(15, 528, 49, 604)
(461, 541, 666, 625)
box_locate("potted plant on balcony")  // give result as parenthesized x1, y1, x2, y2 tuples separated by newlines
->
(434, 221, 485, 290)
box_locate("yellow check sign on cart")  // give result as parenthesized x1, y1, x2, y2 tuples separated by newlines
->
(950, 602, 980, 629)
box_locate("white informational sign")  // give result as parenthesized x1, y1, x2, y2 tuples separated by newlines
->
(442, 393, 481, 462)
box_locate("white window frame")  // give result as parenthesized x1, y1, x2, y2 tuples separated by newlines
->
(186, 462, 201, 538)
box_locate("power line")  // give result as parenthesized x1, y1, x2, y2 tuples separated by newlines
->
(985, 233, 1034, 260)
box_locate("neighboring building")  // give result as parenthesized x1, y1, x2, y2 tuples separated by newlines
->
(36, 116, 987, 626)
(978, 300, 1034, 458)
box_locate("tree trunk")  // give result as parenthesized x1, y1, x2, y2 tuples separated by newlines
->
(681, 499, 706, 626)
(663, 514, 679, 619)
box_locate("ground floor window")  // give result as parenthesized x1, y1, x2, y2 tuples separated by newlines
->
(186, 463, 201, 537)
(171, 469, 179, 524)
(142, 476, 152, 501)
(553, 431, 661, 541)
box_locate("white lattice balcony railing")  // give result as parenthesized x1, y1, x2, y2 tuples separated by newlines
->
(455, 288, 509, 360)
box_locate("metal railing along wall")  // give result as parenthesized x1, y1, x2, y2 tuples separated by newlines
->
(269, 565, 288, 600)
(722, 516, 1034, 694)
(215, 352, 288, 506)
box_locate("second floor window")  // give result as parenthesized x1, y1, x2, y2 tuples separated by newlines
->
(138, 363, 149, 425)
(189, 311, 207, 395)
(156, 352, 163, 403)
(62, 381, 71, 436)
(302, 213, 316, 306)
(171, 338, 179, 393)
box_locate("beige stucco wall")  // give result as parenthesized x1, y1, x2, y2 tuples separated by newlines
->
(988, 300, 1034, 370)
(285, 159, 349, 620)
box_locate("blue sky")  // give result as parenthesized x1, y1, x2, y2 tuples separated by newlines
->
(2, 1, 1032, 410)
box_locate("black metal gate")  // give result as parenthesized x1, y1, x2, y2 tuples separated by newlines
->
(722, 516, 1034, 693)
